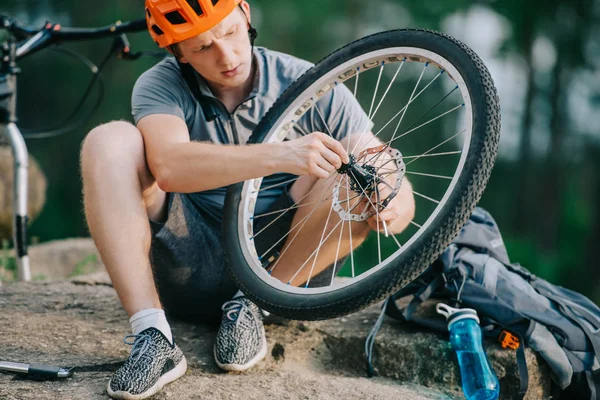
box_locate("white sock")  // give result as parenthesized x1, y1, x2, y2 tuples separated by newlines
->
(129, 308, 173, 344)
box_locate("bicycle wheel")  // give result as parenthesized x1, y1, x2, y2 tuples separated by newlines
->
(223, 29, 500, 320)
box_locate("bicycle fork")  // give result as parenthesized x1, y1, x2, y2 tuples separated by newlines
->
(1, 41, 31, 281)
(4, 123, 31, 281)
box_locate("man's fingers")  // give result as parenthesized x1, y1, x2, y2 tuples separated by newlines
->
(320, 146, 343, 170)
(308, 160, 331, 179)
(368, 210, 395, 223)
(315, 155, 336, 174)
(378, 210, 397, 221)
(319, 133, 350, 164)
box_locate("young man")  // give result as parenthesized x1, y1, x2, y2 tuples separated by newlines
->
(80, 0, 415, 398)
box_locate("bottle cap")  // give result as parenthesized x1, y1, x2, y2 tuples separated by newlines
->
(436, 303, 480, 330)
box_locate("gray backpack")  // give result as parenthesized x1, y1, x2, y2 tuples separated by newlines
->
(366, 207, 600, 399)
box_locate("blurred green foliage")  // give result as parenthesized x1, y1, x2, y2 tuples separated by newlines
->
(1, 0, 599, 302)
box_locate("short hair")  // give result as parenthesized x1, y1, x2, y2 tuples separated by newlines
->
(170, 43, 183, 60)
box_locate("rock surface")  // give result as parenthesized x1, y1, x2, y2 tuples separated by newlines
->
(27, 238, 104, 280)
(1, 238, 103, 282)
(0, 275, 551, 399)
(0, 145, 47, 241)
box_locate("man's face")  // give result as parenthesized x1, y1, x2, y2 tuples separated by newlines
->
(177, 7, 252, 91)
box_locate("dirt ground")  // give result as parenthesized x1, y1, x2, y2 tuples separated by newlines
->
(0, 278, 454, 400)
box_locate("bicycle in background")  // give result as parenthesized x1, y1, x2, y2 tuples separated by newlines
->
(0, 15, 159, 281)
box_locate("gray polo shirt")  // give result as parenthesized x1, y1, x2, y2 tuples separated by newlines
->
(132, 46, 370, 224)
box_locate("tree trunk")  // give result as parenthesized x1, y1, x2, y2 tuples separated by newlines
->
(536, 58, 565, 251)
(584, 147, 600, 304)
(514, 36, 536, 235)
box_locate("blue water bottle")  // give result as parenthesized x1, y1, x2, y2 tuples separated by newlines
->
(436, 303, 500, 400)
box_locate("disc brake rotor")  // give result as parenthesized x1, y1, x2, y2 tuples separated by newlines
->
(332, 145, 406, 222)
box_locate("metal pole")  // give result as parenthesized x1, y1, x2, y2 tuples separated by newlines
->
(2, 41, 31, 281)
(6, 122, 31, 281)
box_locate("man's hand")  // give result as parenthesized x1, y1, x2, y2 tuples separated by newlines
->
(277, 132, 350, 179)
(364, 177, 414, 235)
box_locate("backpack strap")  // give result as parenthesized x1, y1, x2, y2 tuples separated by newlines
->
(514, 331, 530, 400)
(177, 61, 219, 122)
(385, 273, 453, 321)
(586, 371, 598, 399)
(487, 321, 531, 399)
(366, 273, 456, 377)
(365, 298, 390, 377)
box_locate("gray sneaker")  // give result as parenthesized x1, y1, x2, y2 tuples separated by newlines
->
(214, 296, 268, 371)
(107, 328, 187, 399)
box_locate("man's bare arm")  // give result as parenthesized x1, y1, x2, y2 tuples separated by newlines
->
(138, 114, 349, 193)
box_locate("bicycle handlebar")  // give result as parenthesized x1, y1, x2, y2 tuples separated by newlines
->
(1, 15, 148, 60)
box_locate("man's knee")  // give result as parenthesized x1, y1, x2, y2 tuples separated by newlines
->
(80, 120, 143, 166)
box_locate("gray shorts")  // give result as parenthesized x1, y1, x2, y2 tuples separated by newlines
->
(149, 185, 340, 324)
(149, 185, 299, 324)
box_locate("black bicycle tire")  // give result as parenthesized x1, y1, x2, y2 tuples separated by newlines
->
(223, 28, 500, 320)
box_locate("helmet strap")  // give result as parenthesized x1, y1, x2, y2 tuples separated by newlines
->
(238, 4, 258, 53)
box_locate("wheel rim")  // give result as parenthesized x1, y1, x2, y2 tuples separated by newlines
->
(236, 46, 474, 295)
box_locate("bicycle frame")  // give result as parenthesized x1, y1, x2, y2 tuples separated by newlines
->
(0, 16, 147, 281)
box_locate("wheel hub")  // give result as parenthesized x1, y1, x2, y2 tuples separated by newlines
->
(332, 145, 406, 222)
(337, 154, 380, 195)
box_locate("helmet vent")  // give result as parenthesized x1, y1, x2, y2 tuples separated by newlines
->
(185, 0, 204, 16)
(165, 10, 187, 24)
(146, 8, 151, 18)
(212, 0, 220, 5)
(151, 24, 164, 35)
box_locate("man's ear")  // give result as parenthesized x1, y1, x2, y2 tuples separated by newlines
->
(240, 0, 251, 26)
(168, 44, 188, 64)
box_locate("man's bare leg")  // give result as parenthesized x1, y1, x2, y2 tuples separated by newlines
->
(80, 121, 166, 318)
(268, 173, 370, 286)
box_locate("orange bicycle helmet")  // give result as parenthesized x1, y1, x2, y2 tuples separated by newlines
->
(145, 0, 243, 48)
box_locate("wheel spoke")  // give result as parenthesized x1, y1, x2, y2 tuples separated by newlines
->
(347, 68, 361, 155)
(353, 68, 444, 155)
(388, 229, 403, 250)
(402, 150, 462, 159)
(265, 175, 344, 272)
(252, 201, 318, 220)
(410, 220, 422, 228)
(405, 171, 453, 180)
(412, 189, 440, 204)
(315, 102, 334, 137)
(304, 184, 339, 287)
(253, 192, 361, 221)
(345, 177, 355, 278)
(388, 63, 429, 145)
(371, 59, 405, 120)
(252, 173, 337, 240)
(349, 171, 403, 259)
(385, 103, 464, 148)
(404, 129, 466, 167)
(368, 63, 385, 119)
(286, 219, 344, 285)
(361, 82, 458, 166)
(253, 176, 300, 194)
(286, 192, 364, 285)
(293, 121, 310, 136)
(375, 189, 382, 262)
(401, 85, 459, 135)
(330, 211, 346, 286)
